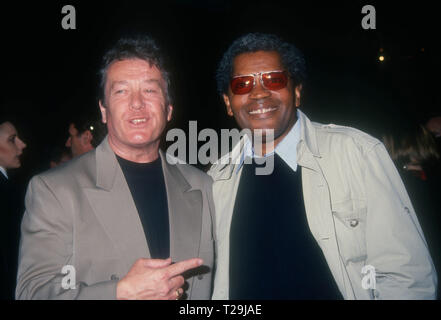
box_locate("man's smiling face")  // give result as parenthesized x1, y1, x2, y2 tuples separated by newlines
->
(99, 58, 173, 159)
(223, 50, 301, 148)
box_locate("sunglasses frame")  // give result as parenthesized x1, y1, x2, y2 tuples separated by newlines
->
(230, 70, 288, 95)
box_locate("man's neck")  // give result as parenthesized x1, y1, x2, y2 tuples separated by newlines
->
(108, 138, 160, 163)
(254, 115, 298, 156)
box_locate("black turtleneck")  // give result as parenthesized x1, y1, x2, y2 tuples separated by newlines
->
(116, 156, 170, 259)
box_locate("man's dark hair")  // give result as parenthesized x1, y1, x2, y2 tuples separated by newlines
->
(99, 35, 172, 105)
(71, 114, 107, 148)
(216, 33, 307, 96)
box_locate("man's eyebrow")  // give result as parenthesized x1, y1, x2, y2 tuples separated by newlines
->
(142, 79, 161, 85)
(110, 81, 129, 89)
(110, 79, 161, 87)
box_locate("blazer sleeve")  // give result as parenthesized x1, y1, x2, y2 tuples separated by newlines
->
(16, 175, 118, 300)
(363, 142, 437, 299)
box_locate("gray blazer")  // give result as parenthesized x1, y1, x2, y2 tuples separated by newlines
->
(16, 138, 216, 299)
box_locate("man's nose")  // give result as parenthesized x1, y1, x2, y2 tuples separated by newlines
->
(16, 138, 26, 152)
(249, 78, 271, 100)
(129, 91, 145, 110)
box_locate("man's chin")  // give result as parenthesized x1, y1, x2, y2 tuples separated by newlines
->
(127, 136, 160, 148)
(11, 162, 21, 169)
(244, 118, 277, 132)
(250, 127, 275, 138)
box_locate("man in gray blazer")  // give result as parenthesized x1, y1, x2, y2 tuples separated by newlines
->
(16, 36, 215, 300)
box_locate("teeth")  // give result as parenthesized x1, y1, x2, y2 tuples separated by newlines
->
(130, 118, 146, 124)
(249, 107, 277, 115)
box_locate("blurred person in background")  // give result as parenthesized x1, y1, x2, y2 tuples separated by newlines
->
(426, 115, 441, 138)
(383, 123, 440, 182)
(383, 123, 441, 299)
(49, 146, 72, 168)
(65, 114, 107, 158)
(425, 113, 441, 163)
(0, 115, 27, 299)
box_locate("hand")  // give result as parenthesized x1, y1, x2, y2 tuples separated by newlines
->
(116, 257, 203, 300)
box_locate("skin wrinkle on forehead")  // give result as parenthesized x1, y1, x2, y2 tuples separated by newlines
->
(110, 79, 165, 99)
(107, 66, 165, 99)
(112, 79, 162, 86)
(102, 58, 170, 107)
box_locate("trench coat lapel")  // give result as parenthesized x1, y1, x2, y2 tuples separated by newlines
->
(297, 111, 346, 295)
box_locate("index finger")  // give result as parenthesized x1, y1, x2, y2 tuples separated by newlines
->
(165, 258, 203, 278)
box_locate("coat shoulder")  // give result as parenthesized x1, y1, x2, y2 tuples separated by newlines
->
(312, 122, 382, 156)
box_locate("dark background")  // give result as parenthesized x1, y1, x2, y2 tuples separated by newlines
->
(1, 0, 439, 179)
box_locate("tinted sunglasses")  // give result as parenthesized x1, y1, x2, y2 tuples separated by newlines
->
(230, 70, 288, 95)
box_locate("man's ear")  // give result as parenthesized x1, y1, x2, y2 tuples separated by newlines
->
(99, 100, 107, 123)
(166, 104, 173, 122)
(81, 130, 93, 146)
(295, 84, 303, 107)
(223, 94, 233, 117)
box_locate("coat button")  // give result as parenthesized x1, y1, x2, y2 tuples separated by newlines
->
(349, 219, 359, 227)
(197, 275, 204, 280)
(404, 207, 410, 214)
(110, 274, 119, 281)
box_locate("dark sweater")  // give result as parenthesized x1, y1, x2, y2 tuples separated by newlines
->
(229, 154, 342, 299)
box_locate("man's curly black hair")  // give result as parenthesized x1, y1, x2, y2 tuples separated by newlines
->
(216, 33, 307, 97)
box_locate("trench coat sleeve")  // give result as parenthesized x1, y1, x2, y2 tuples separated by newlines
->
(363, 143, 437, 299)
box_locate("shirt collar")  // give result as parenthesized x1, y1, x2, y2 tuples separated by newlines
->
(237, 110, 301, 173)
(0, 166, 8, 179)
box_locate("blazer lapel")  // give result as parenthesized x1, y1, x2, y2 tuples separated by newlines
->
(84, 139, 150, 270)
(83, 142, 202, 272)
(160, 151, 202, 263)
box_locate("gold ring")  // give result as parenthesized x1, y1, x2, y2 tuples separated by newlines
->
(175, 289, 180, 300)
